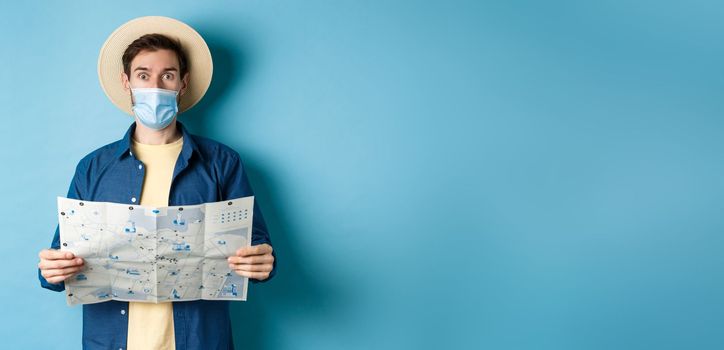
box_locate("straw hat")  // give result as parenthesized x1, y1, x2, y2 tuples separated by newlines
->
(98, 16, 213, 116)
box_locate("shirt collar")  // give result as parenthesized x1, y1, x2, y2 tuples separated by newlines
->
(115, 120, 204, 162)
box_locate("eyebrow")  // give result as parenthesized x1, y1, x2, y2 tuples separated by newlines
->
(133, 66, 178, 72)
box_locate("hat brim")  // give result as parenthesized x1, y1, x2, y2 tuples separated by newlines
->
(98, 16, 213, 116)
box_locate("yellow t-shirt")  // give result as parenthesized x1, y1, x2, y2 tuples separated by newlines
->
(127, 135, 184, 350)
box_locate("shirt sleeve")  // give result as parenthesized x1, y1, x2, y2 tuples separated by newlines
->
(39, 158, 87, 292)
(220, 152, 277, 283)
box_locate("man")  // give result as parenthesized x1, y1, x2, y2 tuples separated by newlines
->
(36, 16, 276, 350)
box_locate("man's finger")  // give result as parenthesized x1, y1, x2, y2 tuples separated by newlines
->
(38, 258, 84, 270)
(39, 249, 75, 260)
(39, 258, 84, 270)
(235, 244, 272, 257)
(228, 263, 273, 272)
(42, 266, 83, 279)
(227, 255, 274, 265)
(231, 269, 270, 280)
(46, 272, 78, 284)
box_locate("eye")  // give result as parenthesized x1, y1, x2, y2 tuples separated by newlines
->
(163, 73, 175, 80)
(138, 73, 148, 80)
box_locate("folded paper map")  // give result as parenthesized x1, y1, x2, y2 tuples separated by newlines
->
(57, 196, 254, 306)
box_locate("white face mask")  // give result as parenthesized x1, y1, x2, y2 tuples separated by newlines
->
(131, 87, 179, 130)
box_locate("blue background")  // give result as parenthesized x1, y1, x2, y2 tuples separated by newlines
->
(1, 1, 723, 349)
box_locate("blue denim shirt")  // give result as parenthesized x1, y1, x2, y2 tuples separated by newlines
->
(38, 120, 276, 350)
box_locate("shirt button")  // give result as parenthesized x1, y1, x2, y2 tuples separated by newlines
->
(131, 197, 137, 203)
(120, 309, 126, 315)
(138, 164, 143, 170)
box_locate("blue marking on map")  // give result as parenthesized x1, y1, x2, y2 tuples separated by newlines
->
(172, 242, 191, 251)
(222, 283, 238, 297)
(155, 207, 203, 233)
(124, 220, 136, 233)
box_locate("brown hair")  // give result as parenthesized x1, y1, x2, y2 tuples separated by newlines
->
(122, 33, 189, 78)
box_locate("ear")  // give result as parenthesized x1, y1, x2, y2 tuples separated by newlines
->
(121, 72, 130, 92)
(179, 72, 190, 97)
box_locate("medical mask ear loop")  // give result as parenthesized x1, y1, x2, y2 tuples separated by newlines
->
(129, 85, 139, 126)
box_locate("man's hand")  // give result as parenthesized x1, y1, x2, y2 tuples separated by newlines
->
(38, 249, 85, 284)
(227, 243, 274, 281)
